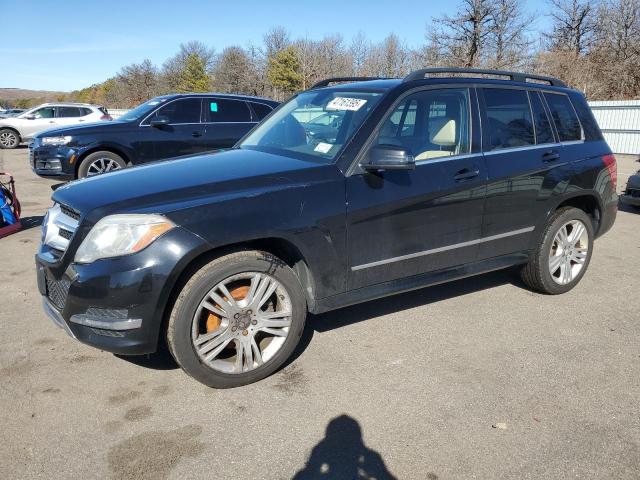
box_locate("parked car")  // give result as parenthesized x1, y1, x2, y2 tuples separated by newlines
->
(620, 163, 640, 208)
(0, 103, 110, 149)
(29, 94, 279, 179)
(36, 68, 617, 388)
(0, 108, 26, 119)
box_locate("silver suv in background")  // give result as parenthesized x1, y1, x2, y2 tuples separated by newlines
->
(0, 103, 112, 149)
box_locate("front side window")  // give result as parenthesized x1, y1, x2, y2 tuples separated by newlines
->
(374, 88, 470, 161)
(205, 99, 251, 123)
(530, 92, 555, 144)
(250, 102, 273, 120)
(240, 89, 383, 162)
(32, 107, 55, 119)
(148, 98, 201, 124)
(57, 107, 81, 118)
(544, 93, 583, 142)
(484, 88, 534, 150)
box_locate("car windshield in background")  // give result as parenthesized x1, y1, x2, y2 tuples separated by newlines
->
(240, 90, 383, 162)
(118, 97, 170, 122)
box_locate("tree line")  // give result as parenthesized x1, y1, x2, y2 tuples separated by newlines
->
(6, 0, 640, 108)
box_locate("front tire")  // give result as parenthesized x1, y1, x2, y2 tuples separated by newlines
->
(521, 207, 594, 294)
(167, 250, 307, 388)
(0, 129, 20, 149)
(78, 151, 126, 178)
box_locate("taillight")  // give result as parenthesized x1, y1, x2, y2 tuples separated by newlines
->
(602, 154, 617, 189)
(100, 114, 113, 121)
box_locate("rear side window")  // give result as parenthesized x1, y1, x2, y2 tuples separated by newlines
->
(57, 107, 81, 117)
(529, 92, 555, 144)
(80, 108, 93, 116)
(484, 88, 534, 150)
(544, 93, 583, 142)
(250, 102, 273, 120)
(151, 98, 201, 124)
(204, 99, 251, 122)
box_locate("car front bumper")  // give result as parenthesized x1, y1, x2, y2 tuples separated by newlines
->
(29, 143, 78, 180)
(36, 227, 208, 355)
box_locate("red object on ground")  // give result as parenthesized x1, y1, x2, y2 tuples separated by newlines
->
(0, 172, 22, 239)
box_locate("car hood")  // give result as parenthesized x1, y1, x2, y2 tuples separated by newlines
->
(52, 148, 334, 223)
(33, 120, 133, 138)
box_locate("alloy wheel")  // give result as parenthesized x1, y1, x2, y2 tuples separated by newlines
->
(0, 131, 18, 148)
(191, 272, 292, 374)
(548, 219, 589, 285)
(86, 157, 122, 176)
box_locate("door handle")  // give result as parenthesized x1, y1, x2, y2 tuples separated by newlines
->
(542, 151, 560, 162)
(192, 131, 203, 138)
(454, 168, 480, 182)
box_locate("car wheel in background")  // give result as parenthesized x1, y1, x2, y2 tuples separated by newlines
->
(521, 206, 594, 294)
(167, 250, 307, 388)
(78, 151, 126, 178)
(0, 129, 20, 149)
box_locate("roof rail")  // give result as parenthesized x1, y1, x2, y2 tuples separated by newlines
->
(310, 77, 387, 89)
(403, 68, 566, 87)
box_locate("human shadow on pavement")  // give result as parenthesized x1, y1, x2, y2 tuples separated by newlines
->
(292, 415, 399, 480)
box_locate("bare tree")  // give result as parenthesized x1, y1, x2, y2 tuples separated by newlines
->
(546, 0, 596, 55)
(114, 59, 159, 106)
(349, 32, 371, 75)
(212, 46, 257, 94)
(161, 41, 216, 92)
(487, 0, 534, 69)
(429, 0, 494, 67)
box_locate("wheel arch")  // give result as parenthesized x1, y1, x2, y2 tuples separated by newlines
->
(0, 126, 22, 142)
(75, 145, 132, 177)
(156, 236, 316, 351)
(552, 193, 602, 234)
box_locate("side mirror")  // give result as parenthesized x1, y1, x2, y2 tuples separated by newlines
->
(149, 116, 169, 128)
(362, 144, 415, 171)
(24, 114, 36, 120)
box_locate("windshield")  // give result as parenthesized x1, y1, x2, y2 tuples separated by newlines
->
(118, 97, 171, 122)
(240, 89, 383, 162)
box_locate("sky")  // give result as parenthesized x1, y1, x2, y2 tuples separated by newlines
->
(0, 0, 551, 92)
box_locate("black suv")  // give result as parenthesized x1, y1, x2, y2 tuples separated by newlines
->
(29, 93, 278, 179)
(36, 68, 617, 388)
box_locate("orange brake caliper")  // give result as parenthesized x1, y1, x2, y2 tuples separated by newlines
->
(206, 285, 250, 332)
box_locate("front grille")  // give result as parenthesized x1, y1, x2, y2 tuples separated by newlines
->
(46, 274, 71, 310)
(58, 228, 73, 240)
(60, 205, 81, 221)
(42, 203, 80, 253)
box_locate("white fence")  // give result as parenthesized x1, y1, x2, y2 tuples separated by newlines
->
(106, 101, 640, 155)
(588, 100, 640, 155)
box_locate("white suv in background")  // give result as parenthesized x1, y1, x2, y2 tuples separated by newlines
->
(0, 103, 112, 149)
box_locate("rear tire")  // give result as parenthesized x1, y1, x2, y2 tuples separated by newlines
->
(0, 129, 20, 149)
(78, 151, 126, 178)
(167, 250, 307, 388)
(521, 207, 594, 294)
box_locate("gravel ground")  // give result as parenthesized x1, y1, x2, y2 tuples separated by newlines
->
(1, 147, 639, 480)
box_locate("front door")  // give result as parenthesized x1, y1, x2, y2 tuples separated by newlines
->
(21, 106, 58, 138)
(346, 87, 487, 290)
(202, 97, 256, 151)
(136, 97, 205, 162)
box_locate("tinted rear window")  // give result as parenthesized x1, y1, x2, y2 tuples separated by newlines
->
(57, 107, 81, 118)
(205, 99, 251, 122)
(544, 93, 583, 142)
(250, 102, 273, 120)
(484, 88, 534, 150)
(151, 98, 202, 124)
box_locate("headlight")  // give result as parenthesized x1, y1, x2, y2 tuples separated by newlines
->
(75, 214, 175, 263)
(41, 136, 72, 145)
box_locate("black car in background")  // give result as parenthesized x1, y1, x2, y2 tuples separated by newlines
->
(30, 94, 279, 179)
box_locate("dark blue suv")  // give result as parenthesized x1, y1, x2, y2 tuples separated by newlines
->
(29, 93, 278, 179)
(36, 69, 617, 388)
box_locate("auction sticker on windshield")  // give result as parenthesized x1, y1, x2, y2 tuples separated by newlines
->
(326, 97, 367, 111)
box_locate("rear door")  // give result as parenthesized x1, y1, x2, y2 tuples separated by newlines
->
(478, 87, 564, 259)
(346, 87, 487, 290)
(136, 97, 205, 161)
(201, 97, 255, 151)
(56, 106, 84, 127)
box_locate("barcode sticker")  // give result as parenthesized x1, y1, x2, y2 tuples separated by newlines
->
(326, 97, 367, 111)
